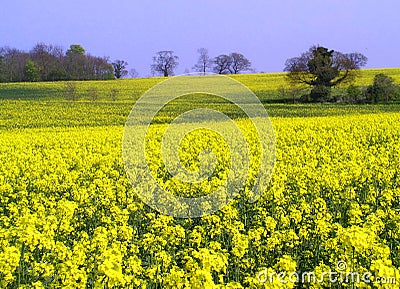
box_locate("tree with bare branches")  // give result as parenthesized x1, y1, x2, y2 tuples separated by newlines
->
(151, 51, 179, 77)
(213, 54, 231, 74)
(112, 60, 128, 79)
(193, 48, 212, 74)
(229, 52, 251, 74)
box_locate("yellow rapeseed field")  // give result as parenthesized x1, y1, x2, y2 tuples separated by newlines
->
(1, 71, 400, 288)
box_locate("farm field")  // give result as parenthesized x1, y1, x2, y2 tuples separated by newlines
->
(1, 68, 400, 103)
(1, 70, 400, 288)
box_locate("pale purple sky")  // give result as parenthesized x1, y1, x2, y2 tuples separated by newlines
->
(1, 0, 399, 76)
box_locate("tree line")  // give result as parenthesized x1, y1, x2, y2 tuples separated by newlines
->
(150, 49, 252, 76)
(0, 44, 118, 82)
(0, 44, 253, 82)
(1, 43, 399, 103)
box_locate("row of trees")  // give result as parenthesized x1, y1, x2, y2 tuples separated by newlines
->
(193, 48, 252, 75)
(150, 49, 252, 77)
(0, 44, 252, 82)
(2, 43, 398, 103)
(0, 44, 123, 82)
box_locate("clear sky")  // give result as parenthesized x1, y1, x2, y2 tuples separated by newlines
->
(1, 0, 399, 76)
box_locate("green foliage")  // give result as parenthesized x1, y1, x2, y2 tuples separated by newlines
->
(285, 46, 367, 102)
(66, 44, 85, 56)
(367, 73, 399, 103)
(24, 60, 40, 82)
(310, 85, 331, 102)
(308, 47, 337, 86)
(0, 44, 113, 82)
(346, 84, 364, 103)
(47, 68, 67, 81)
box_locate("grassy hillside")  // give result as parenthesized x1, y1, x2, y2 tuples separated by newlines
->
(1, 68, 399, 102)
(1, 68, 399, 130)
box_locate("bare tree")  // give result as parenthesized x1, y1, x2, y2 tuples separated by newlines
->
(110, 89, 119, 101)
(151, 51, 179, 77)
(87, 87, 99, 101)
(129, 68, 139, 78)
(229, 52, 252, 74)
(64, 82, 78, 101)
(112, 60, 128, 79)
(47, 45, 66, 80)
(0, 47, 29, 82)
(30, 43, 53, 80)
(193, 48, 212, 74)
(213, 54, 232, 74)
(86, 55, 114, 80)
(28, 43, 68, 81)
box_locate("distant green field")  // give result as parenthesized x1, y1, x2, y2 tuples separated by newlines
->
(1, 100, 400, 130)
(0, 68, 399, 130)
(1, 68, 399, 102)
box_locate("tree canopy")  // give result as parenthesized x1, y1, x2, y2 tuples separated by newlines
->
(229, 53, 251, 74)
(112, 60, 129, 79)
(284, 46, 367, 101)
(366, 73, 399, 103)
(0, 43, 114, 82)
(213, 52, 252, 74)
(66, 44, 85, 56)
